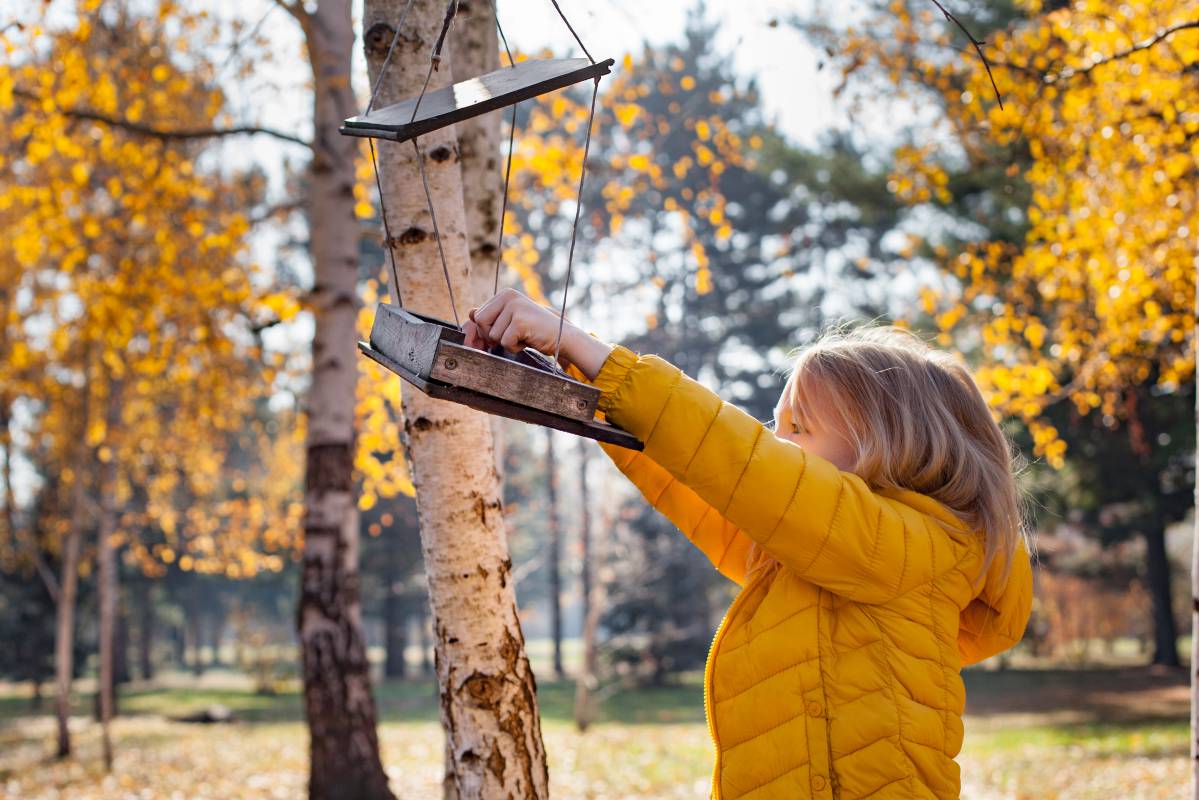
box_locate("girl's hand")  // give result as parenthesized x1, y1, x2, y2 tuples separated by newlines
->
(464, 288, 560, 355)
(464, 288, 613, 380)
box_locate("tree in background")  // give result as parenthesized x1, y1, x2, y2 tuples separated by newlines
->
(0, 1, 303, 763)
(363, 0, 548, 795)
(801, 0, 1197, 667)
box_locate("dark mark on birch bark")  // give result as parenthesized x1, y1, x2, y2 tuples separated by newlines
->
(399, 227, 428, 245)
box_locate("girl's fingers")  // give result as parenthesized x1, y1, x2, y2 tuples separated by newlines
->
(488, 306, 516, 348)
(498, 319, 524, 352)
(462, 320, 486, 350)
(472, 288, 517, 329)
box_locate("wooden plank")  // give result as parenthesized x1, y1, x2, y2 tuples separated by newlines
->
(359, 342, 642, 450)
(369, 304, 461, 378)
(430, 341, 600, 422)
(341, 58, 614, 143)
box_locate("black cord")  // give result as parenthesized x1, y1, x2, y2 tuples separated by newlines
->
(488, 0, 518, 296)
(368, 139, 404, 307)
(548, 0, 596, 64)
(553, 77, 601, 362)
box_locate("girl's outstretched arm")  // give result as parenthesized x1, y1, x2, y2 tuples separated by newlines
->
(590, 345, 986, 605)
(599, 443, 753, 586)
(464, 290, 753, 584)
(464, 290, 1025, 609)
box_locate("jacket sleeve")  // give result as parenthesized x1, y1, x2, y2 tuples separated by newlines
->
(599, 442, 754, 586)
(563, 358, 753, 585)
(957, 540, 1034, 665)
(593, 345, 945, 604)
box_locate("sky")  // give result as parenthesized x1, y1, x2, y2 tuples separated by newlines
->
(402, 0, 846, 147)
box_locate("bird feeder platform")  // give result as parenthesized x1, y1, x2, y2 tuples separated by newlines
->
(341, 57, 614, 143)
(360, 305, 642, 450)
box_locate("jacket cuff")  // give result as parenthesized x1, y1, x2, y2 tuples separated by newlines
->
(593, 344, 639, 414)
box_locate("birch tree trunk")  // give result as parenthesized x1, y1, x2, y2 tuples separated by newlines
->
(296, 1, 394, 798)
(363, 2, 548, 796)
(450, 0, 508, 476)
(54, 368, 91, 759)
(573, 438, 597, 731)
(96, 390, 119, 772)
(546, 430, 564, 679)
(451, 0, 502, 306)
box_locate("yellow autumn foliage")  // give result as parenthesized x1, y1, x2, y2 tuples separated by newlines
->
(828, 1, 1197, 467)
(0, 4, 302, 574)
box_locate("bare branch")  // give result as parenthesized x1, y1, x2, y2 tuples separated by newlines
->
(12, 88, 313, 150)
(34, 551, 60, 604)
(926, 0, 1004, 109)
(250, 199, 305, 226)
(1046, 19, 1199, 82)
(215, 4, 279, 81)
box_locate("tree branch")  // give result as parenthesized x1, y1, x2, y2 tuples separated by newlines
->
(12, 88, 313, 150)
(925, 0, 1004, 109)
(250, 199, 305, 226)
(1046, 19, 1199, 83)
(34, 550, 61, 604)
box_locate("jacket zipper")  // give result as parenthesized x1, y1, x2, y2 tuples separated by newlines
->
(704, 571, 767, 800)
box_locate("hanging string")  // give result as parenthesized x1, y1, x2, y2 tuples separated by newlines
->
(401, 0, 463, 326)
(368, 139, 403, 307)
(548, 0, 595, 65)
(365, 0, 417, 115)
(552, 76, 600, 363)
(412, 138, 461, 327)
(489, 0, 518, 296)
(360, 0, 601, 336)
(409, 0, 459, 125)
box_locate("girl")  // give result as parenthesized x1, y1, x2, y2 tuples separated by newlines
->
(465, 289, 1033, 800)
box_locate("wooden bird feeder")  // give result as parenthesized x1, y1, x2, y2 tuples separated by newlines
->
(344, 2, 640, 451)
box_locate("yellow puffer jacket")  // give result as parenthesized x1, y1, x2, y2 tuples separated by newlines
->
(590, 345, 1033, 799)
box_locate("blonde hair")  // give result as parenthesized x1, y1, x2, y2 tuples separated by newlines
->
(748, 324, 1028, 585)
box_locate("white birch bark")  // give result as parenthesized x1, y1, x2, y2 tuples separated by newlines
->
(295, 1, 394, 798)
(451, 0, 508, 473)
(363, 1, 548, 796)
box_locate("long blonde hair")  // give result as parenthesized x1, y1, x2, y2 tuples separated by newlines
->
(748, 324, 1028, 585)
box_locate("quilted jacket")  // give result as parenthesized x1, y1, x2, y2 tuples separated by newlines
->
(590, 345, 1033, 799)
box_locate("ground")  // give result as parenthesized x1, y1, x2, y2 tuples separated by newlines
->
(0, 664, 1187, 799)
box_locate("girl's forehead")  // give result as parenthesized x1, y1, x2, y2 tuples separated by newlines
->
(788, 367, 838, 428)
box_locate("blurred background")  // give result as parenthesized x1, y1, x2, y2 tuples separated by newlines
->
(0, 0, 1194, 798)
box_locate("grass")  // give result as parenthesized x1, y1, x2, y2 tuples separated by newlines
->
(0, 663, 1188, 799)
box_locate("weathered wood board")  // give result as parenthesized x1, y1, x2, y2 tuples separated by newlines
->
(369, 304, 600, 423)
(359, 341, 642, 450)
(369, 304, 462, 376)
(430, 342, 599, 422)
(341, 58, 614, 143)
